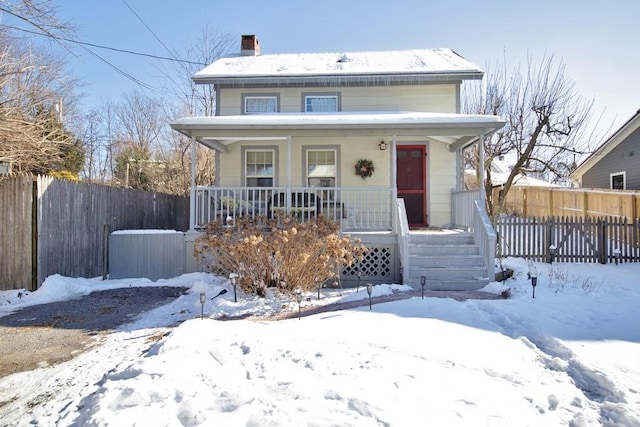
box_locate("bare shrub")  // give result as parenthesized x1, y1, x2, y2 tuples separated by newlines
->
(549, 266, 600, 293)
(194, 214, 368, 297)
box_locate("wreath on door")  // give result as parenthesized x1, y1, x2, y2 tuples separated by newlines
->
(355, 159, 374, 179)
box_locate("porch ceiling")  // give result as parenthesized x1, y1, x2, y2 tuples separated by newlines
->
(171, 111, 505, 151)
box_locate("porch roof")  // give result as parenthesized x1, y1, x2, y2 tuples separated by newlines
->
(170, 111, 505, 152)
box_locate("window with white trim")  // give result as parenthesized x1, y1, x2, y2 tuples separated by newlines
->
(244, 96, 277, 114)
(307, 149, 336, 200)
(305, 95, 338, 112)
(246, 151, 274, 187)
(610, 172, 626, 190)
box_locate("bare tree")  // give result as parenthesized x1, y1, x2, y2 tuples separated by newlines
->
(464, 54, 597, 222)
(153, 26, 234, 193)
(0, 29, 82, 176)
(164, 24, 234, 116)
(0, 0, 74, 42)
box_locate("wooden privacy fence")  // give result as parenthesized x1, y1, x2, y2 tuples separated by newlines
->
(498, 186, 640, 219)
(0, 176, 189, 291)
(497, 216, 640, 263)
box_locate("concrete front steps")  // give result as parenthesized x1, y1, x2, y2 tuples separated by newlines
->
(406, 230, 490, 291)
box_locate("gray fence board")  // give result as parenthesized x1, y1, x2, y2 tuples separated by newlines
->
(0, 177, 34, 290)
(1, 176, 189, 290)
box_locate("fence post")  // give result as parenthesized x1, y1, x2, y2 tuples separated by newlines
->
(598, 218, 608, 264)
(102, 223, 109, 280)
(546, 216, 554, 263)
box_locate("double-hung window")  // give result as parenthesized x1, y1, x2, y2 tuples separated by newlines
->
(307, 149, 337, 201)
(244, 96, 278, 114)
(610, 172, 626, 190)
(304, 95, 338, 112)
(246, 151, 274, 188)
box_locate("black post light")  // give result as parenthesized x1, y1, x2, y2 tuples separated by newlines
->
(199, 292, 206, 319)
(229, 272, 239, 302)
(295, 290, 303, 320)
(200, 289, 228, 319)
(316, 279, 322, 300)
(420, 276, 426, 299)
(531, 276, 537, 299)
(614, 248, 621, 265)
(366, 283, 373, 310)
(549, 245, 557, 264)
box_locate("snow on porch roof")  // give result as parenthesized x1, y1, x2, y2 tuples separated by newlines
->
(170, 111, 505, 151)
(193, 48, 483, 81)
(171, 111, 504, 129)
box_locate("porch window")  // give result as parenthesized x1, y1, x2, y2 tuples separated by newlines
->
(610, 172, 625, 190)
(307, 149, 336, 200)
(305, 95, 338, 112)
(244, 96, 278, 114)
(246, 151, 274, 187)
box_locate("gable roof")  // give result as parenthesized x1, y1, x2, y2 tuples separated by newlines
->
(571, 109, 640, 180)
(193, 48, 484, 85)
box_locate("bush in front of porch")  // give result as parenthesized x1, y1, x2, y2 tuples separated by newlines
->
(194, 215, 368, 297)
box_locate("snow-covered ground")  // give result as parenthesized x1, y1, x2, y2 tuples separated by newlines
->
(1, 258, 639, 426)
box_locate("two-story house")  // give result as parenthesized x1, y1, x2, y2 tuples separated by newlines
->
(171, 35, 504, 289)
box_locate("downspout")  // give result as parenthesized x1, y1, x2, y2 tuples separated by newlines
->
(189, 136, 197, 231)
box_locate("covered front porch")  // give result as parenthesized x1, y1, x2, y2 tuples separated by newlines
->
(171, 112, 504, 289)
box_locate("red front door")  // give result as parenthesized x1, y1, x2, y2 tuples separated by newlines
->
(397, 146, 427, 227)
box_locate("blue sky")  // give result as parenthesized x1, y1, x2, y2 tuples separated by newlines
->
(48, 0, 640, 136)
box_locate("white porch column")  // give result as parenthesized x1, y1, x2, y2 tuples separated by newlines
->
(189, 137, 197, 231)
(391, 135, 398, 230)
(286, 135, 292, 210)
(478, 131, 486, 204)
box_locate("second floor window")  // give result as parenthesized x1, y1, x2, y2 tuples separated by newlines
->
(244, 96, 277, 114)
(305, 95, 338, 112)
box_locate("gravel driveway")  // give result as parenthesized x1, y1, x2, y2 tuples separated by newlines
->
(0, 287, 187, 378)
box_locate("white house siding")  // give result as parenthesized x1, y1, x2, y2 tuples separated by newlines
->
(216, 136, 392, 187)
(218, 84, 458, 116)
(427, 140, 456, 226)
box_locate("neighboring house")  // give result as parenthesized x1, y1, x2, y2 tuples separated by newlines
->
(465, 159, 557, 190)
(571, 109, 640, 190)
(171, 35, 504, 289)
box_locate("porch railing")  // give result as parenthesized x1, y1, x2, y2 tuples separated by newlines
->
(193, 186, 394, 232)
(473, 199, 496, 278)
(451, 189, 482, 230)
(396, 198, 410, 285)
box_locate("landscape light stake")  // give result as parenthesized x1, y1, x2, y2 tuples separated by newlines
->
(199, 292, 206, 319)
(295, 290, 303, 320)
(201, 289, 228, 319)
(229, 273, 239, 302)
(531, 276, 537, 299)
(420, 276, 426, 299)
(357, 270, 362, 292)
(549, 245, 557, 264)
(317, 280, 322, 300)
(366, 283, 373, 310)
(614, 248, 621, 265)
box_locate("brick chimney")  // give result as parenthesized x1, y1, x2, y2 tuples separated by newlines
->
(241, 35, 260, 56)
